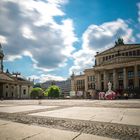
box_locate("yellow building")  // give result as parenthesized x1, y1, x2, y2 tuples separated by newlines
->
(0, 44, 33, 99)
(71, 40, 140, 98)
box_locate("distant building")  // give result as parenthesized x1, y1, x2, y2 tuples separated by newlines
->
(71, 39, 140, 98)
(41, 79, 71, 97)
(0, 44, 33, 99)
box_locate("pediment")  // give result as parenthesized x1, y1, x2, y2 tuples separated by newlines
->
(101, 56, 140, 66)
(96, 44, 140, 56)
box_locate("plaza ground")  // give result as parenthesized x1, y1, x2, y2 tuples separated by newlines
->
(0, 99, 140, 140)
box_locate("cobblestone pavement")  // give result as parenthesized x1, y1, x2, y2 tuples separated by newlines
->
(0, 100, 140, 140)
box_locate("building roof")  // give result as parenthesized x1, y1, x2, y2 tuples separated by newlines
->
(0, 72, 14, 82)
(95, 44, 140, 57)
(0, 72, 33, 85)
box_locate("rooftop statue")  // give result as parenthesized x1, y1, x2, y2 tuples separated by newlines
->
(115, 37, 124, 46)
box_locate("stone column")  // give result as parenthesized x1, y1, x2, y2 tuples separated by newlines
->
(113, 69, 117, 90)
(123, 68, 127, 89)
(134, 65, 138, 88)
(104, 71, 107, 90)
(96, 71, 101, 90)
(84, 76, 88, 98)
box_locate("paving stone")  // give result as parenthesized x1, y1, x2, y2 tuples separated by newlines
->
(0, 100, 140, 140)
(0, 105, 58, 113)
(30, 107, 140, 126)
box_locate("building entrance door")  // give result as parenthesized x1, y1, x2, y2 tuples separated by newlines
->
(101, 82, 104, 91)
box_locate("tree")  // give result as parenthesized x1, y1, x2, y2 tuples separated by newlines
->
(30, 88, 44, 99)
(115, 37, 124, 46)
(33, 83, 41, 88)
(45, 85, 60, 98)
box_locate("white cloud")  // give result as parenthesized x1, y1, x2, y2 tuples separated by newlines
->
(21, 25, 36, 40)
(0, 35, 7, 44)
(28, 74, 66, 83)
(82, 19, 134, 50)
(69, 48, 96, 75)
(5, 55, 22, 62)
(0, 0, 77, 72)
(70, 19, 134, 75)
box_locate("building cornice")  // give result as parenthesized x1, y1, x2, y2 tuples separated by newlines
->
(95, 44, 140, 57)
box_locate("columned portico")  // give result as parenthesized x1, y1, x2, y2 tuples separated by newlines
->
(72, 42, 140, 98)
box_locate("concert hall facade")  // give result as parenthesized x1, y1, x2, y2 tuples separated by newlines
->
(71, 40, 140, 98)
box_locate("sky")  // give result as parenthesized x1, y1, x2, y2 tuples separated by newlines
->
(0, 0, 140, 83)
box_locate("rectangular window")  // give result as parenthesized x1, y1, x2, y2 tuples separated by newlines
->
(106, 56, 108, 60)
(133, 51, 136, 56)
(138, 71, 140, 77)
(109, 73, 113, 80)
(128, 71, 134, 78)
(137, 50, 140, 56)
(118, 72, 123, 79)
(129, 51, 132, 56)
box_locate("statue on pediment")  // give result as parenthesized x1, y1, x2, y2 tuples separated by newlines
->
(115, 37, 124, 46)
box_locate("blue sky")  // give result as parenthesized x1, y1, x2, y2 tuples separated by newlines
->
(0, 0, 140, 83)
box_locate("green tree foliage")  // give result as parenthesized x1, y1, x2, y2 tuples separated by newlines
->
(45, 85, 60, 98)
(30, 88, 44, 99)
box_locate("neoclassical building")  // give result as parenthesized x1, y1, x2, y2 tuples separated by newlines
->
(71, 40, 140, 98)
(0, 44, 33, 99)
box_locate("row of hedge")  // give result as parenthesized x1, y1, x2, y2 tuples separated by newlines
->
(30, 85, 61, 99)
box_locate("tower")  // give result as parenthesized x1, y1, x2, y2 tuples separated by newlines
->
(0, 43, 4, 72)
